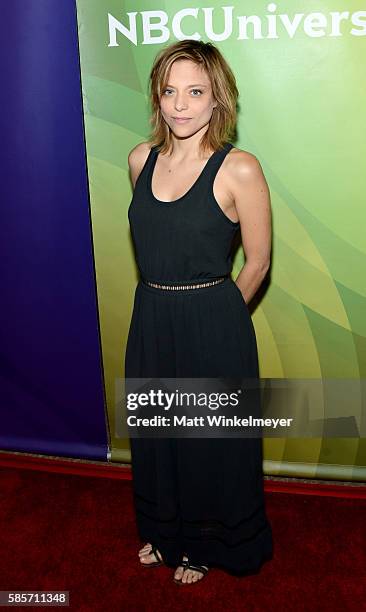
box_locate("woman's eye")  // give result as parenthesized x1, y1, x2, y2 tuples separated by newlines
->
(162, 88, 203, 96)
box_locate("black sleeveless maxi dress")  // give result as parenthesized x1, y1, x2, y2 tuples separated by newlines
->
(125, 141, 273, 575)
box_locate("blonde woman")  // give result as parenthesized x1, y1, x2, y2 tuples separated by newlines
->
(126, 39, 273, 585)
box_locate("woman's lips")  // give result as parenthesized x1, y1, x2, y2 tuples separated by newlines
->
(172, 117, 192, 123)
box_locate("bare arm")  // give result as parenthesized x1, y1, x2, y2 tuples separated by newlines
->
(230, 152, 272, 304)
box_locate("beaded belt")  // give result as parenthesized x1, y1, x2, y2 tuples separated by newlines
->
(142, 277, 227, 291)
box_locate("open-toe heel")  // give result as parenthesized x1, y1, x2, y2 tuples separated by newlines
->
(174, 557, 209, 585)
(140, 543, 164, 568)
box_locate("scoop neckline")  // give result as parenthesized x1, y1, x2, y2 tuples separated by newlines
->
(149, 143, 229, 205)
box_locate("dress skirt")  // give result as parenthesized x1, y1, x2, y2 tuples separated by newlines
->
(125, 276, 273, 575)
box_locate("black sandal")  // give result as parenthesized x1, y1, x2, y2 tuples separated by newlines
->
(173, 557, 209, 585)
(140, 543, 164, 568)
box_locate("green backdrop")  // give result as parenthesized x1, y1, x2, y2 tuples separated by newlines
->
(76, 0, 366, 480)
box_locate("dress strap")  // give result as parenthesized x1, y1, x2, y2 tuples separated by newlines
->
(207, 142, 233, 177)
(202, 142, 239, 228)
(135, 144, 157, 188)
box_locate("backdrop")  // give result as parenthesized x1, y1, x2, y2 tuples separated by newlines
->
(0, 0, 108, 460)
(76, 0, 366, 479)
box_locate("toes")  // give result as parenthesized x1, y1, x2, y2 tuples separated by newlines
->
(182, 570, 192, 584)
(140, 546, 163, 565)
(183, 569, 203, 583)
(174, 556, 187, 581)
(187, 572, 194, 584)
(174, 554, 207, 583)
(139, 543, 152, 556)
(139, 549, 151, 559)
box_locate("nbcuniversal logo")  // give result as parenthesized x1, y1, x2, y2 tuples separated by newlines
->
(107, 3, 366, 46)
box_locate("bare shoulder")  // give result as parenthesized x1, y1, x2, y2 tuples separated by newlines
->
(226, 146, 265, 180)
(128, 141, 153, 188)
(128, 141, 151, 167)
(224, 146, 269, 204)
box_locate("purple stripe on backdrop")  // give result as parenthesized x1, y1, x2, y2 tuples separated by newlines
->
(0, 0, 109, 459)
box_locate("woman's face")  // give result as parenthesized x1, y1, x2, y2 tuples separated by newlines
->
(159, 59, 217, 139)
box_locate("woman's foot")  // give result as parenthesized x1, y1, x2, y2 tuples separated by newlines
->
(174, 555, 209, 584)
(138, 542, 163, 566)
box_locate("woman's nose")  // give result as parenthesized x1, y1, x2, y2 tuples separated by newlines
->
(174, 95, 188, 111)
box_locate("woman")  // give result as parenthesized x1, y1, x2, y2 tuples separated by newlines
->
(125, 39, 273, 585)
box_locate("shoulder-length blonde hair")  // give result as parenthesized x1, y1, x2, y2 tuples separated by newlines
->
(147, 40, 238, 156)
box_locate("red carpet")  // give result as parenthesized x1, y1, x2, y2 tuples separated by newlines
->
(0, 460, 365, 611)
